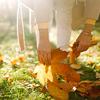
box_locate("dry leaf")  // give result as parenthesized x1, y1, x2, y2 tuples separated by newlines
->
(19, 56, 25, 62)
(47, 80, 69, 100)
(34, 48, 80, 100)
(70, 63, 81, 69)
(93, 37, 99, 41)
(0, 52, 2, 55)
(85, 53, 90, 56)
(76, 71, 84, 75)
(96, 72, 100, 78)
(0, 57, 3, 62)
(11, 60, 20, 65)
(8, 77, 12, 82)
(69, 81, 78, 87)
(30, 71, 37, 78)
(59, 83, 72, 92)
(76, 80, 100, 99)
(88, 61, 93, 65)
(40, 87, 48, 94)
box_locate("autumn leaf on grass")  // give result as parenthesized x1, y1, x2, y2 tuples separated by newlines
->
(88, 61, 93, 65)
(0, 57, 3, 62)
(30, 71, 37, 78)
(34, 64, 53, 85)
(11, 60, 20, 65)
(76, 81, 100, 99)
(40, 87, 48, 94)
(47, 80, 69, 100)
(0, 52, 2, 56)
(58, 82, 72, 92)
(35, 49, 80, 84)
(96, 72, 100, 78)
(76, 71, 84, 75)
(19, 56, 25, 62)
(70, 62, 81, 69)
(34, 48, 80, 100)
(85, 53, 90, 56)
(8, 77, 12, 82)
(93, 37, 99, 41)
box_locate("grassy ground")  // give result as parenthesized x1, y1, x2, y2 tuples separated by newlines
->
(0, 23, 100, 100)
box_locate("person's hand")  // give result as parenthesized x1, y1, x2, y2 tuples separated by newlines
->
(37, 29, 52, 66)
(73, 31, 92, 53)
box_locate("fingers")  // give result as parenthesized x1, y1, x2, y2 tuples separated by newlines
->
(48, 53, 51, 65)
(44, 54, 48, 65)
(37, 50, 51, 66)
(74, 43, 90, 53)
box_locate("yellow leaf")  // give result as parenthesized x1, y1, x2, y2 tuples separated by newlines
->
(70, 63, 81, 69)
(30, 71, 37, 78)
(47, 80, 69, 100)
(11, 60, 20, 65)
(19, 56, 25, 62)
(35, 48, 80, 100)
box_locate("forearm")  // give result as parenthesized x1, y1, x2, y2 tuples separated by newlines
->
(83, 24, 94, 33)
(38, 29, 49, 40)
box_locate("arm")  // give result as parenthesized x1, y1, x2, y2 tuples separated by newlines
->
(74, 0, 100, 53)
(34, 0, 53, 65)
(37, 29, 52, 66)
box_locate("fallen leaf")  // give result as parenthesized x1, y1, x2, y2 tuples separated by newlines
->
(85, 53, 90, 56)
(11, 60, 20, 65)
(8, 77, 12, 82)
(76, 71, 84, 75)
(40, 87, 48, 94)
(34, 48, 80, 100)
(69, 81, 78, 87)
(88, 61, 93, 65)
(76, 80, 100, 99)
(30, 71, 37, 78)
(0, 52, 2, 55)
(93, 37, 99, 41)
(70, 63, 81, 69)
(96, 72, 100, 78)
(47, 80, 69, 100)
(87, 87, 100, 99)
(19, 56, 25, 62)
(0, 57, 3, 62)
(59, 83, 72, 92)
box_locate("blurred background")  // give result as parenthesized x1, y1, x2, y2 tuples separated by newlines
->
(0, 0, 29, 26)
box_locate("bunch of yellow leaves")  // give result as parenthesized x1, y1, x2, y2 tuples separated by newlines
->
(34, 48, 80, 100)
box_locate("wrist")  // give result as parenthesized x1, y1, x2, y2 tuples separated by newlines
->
(39, 29, 49, 40)
(83, 24, 94, 33)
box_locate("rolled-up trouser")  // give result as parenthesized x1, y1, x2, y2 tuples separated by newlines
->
(54, 0, 75, 48)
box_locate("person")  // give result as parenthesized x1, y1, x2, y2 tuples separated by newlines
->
(17, 0, 100, 66)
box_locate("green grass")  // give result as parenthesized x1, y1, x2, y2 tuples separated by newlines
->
(0, 23, 100, 100)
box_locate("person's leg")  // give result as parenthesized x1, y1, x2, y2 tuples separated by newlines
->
(56, 0, 75, 49)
